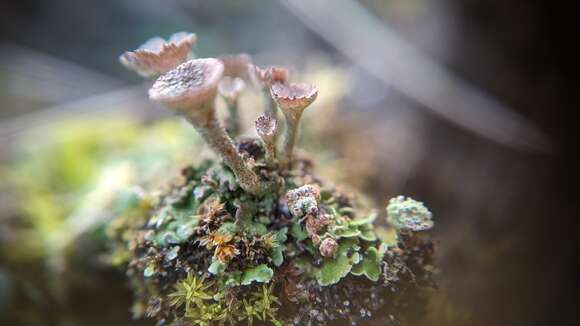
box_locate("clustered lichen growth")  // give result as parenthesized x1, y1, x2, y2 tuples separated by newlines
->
(108, 32, 436, 325)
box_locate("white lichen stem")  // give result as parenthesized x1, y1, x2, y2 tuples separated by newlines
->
(270, 82, 318, 169)
(282, 116, 300, 166)
(263, 91, 278, 120)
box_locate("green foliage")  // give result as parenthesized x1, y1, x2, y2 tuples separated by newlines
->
(143, 264, 156, 277)
(350, 211, 378, 226)
(351, 246, 382, 281)
(165, 246, 180, 261)
(331, 223, 361, 238)
(240, 299, 260, 326)
(97, 106, 436, 326)
(168, 273, 215, 313)
(240, 285, 281, 326)
(149, 210, 199, 247)
(328, 211, 379, 242)
(185, 302, 227, 326)
(208, 259, 226, 275)
(290, 220, 309, 241)
(358, 224, 378, 241)
(3, 118, 199, 264)
(251, 284, 281, 325)
(316, 239, 362, 286)
(241, 264, 274, 285)
(241, 221, 269, 236)
(270, 227, 288, 266)
(216, 222, 238, 236)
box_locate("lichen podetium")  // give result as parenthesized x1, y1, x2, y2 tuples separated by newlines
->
(109, 32, 437, 326)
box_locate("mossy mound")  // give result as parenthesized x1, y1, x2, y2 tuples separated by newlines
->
(110, 33, 436, 325)
(107, 140, 435, 326)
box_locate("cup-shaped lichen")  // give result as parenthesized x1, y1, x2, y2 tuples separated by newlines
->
(220, 53, 252, 79)
(112, 32, 437, 326)
(249, 65, 289, 120)
(270, 82, 318, 167)
(148, 58, 263, 195)
(120, 32, 197, 78)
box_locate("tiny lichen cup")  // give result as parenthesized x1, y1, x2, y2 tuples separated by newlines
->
(255, 115, 278, 168)
(120, 32, 197, 78)
(270, 82, 318, 167)
(248, 65, 289, 120)
(148, 58, 262, 195)
(219, 53, 252, 79)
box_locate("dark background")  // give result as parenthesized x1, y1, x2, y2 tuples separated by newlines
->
(1, 0, 578, 325)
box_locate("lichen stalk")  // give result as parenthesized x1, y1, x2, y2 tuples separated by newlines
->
(270, 82, 318, 168)
(263, 92, 278, 120)
(185, 102, 262, 195)
(218, 76, 245, 138)
(148, 58, 264, 195)
(282, 115, 299, 167)
(249, 66, 288, 142)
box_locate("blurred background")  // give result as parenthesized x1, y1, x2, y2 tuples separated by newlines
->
(0, 0, 578, 325)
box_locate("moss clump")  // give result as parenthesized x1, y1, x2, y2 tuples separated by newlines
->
(109, 33, 436, 325)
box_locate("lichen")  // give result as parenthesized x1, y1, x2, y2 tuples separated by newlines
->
(108, 32, 437, 326)
(387, 196, 434, 232)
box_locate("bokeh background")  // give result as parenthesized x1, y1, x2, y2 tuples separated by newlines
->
(1, 0, 578, 325)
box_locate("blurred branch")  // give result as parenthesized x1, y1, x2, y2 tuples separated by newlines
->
(280, 0, 550, 152)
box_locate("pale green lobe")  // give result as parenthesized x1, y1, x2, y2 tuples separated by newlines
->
(165, 246, 180, 261)
(243, 222, 268, 236)
(144, 265, 156, 277)
(350, 211, 378, 226)
(317, 239, 360, 286)
(208, 259, 226, 275)
(216, 222, 238, 235)
(271, 248, 284, 266)
(271, 228, 288, 266)
(241, 264, 274, 285)
(331, 225, 361, 238)
(351, 247, 381, 282)
(290, 221, 308, 241)
(358, 225, 378, 242)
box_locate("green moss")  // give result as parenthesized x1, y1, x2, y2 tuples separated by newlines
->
(168, 273, 214, 313)
(251, 284, 281, 325)
(107, 153, 436, 324)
